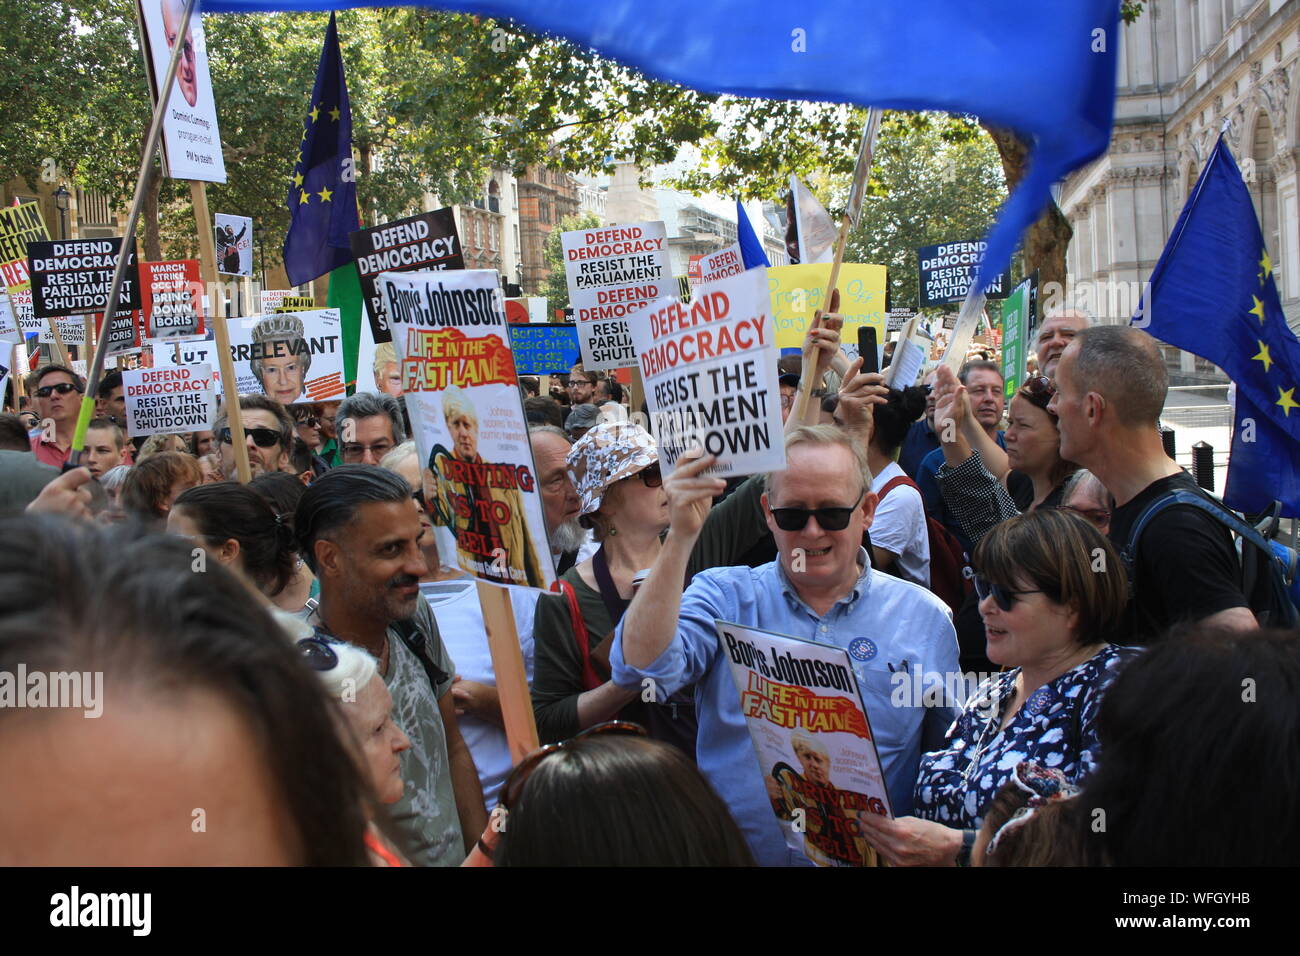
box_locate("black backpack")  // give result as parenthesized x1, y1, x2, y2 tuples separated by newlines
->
(1121, 490, 1299, 629)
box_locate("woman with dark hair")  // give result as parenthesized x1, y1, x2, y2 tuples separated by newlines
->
(485, 723, 754, 866)
(857, 508, 1134, 866)
(932, 373, 1078, 546)
(169, 482, 300, 613)
(861, 385, 930, 586)
(1060, 625, 1300, 866)
(0, 515, 371, 865)
(249, 470, 318, 611)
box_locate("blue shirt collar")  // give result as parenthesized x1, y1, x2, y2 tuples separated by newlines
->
(775, 545, 873, 618)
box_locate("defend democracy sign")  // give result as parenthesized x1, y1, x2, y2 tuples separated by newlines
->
(507, 324, 580, 374)
(351, 208, 463, 343)
(632, 268, 783, 478)
(377, 268, 555, 590)
(561, 221, 674, 371)
(698, 242, 745, 283)
(917, 240, 1010, 308)
(27, 238, 141, 318)
(123, 363, 216, 436)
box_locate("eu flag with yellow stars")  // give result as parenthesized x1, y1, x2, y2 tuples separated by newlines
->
(1134, 133, 1300, 517)
(284, 13, 359, 286)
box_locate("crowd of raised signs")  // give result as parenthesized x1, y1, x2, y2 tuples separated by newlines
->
(1, 305, 1296, 867)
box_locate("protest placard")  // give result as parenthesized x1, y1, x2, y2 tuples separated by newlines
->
(350, 209, 463, 343)
(631, 268, 783, 478)
(1, 204, 52, 335)
(122, 363, 216, 437)
(507, 324, 581, 375)
(768, 263, 886, 355)
(35, 316, 87, 346)
(0, 290, 18, 344)
(917, 239, 1010, 308)
(716, 620, 893, 867)
(377, 268, 554, 590)
(150, 332, 223, 385)
(561, 221, 674, 371)
(136, 0, 227, 183)
(273, 296, 314, 313)
(998, 277, 1033, 398)
(214, 214, 252, 275)
(260, 289, 308, 313)
(141, 259, 205, 340)
(699, 242, 745, 283)
(26, 236, 141, 356)
(223, 310, 344, 405)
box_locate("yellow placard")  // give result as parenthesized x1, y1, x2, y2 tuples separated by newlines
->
(768, 263, 886, 350)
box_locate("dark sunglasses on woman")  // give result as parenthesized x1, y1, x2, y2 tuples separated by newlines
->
(972, 574, 1045, 612)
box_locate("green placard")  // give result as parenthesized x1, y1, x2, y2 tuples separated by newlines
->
(999, 278, 1032, 398)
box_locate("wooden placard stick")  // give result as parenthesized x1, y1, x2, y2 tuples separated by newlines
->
(475, 581, 539, 762)
(191, 179, 250, 483)
(46, 316, 71, 368)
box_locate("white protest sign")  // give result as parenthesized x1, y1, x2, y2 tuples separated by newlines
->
(632, 268, 783, 479)
(561, 221, 673, 371)
(377, 268, 555, 590)
(214, 214, 253, 276)
(136, 0, 227, 183)
(225, 310, 344, 405)
(123, 363, 216, 437)
(699, 242, 745, 283)
(0, 290, 19, 343)
(716, 620, 893, 868)
(36, 316, 87, 345)
(150, 333, 222, 386)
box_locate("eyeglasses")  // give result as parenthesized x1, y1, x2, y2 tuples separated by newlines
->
(297, 636, 339, 671)
(295, 415, 320, 429)
(499, 721, 648, 815)
(769, 489, 865, 532)
(973, 574, 1045, 612)
(218, 426, 282, 448)
(1019, 375, 1056, 412)
(1063, 505, 1111, 529)
(342, 441, 394, 462)
(634, 463, 662, 488)
(36, 382, 82, 398)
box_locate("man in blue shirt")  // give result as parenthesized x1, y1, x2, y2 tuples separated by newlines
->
(611, 425, 960, 866)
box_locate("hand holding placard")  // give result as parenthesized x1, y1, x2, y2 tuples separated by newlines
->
(663, 447, 725, 540)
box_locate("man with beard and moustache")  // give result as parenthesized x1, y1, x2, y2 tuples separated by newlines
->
(295, 466, 487, 865)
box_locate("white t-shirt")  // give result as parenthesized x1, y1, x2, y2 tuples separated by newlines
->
(870, 461, 931, 588)
(420, 580, 539, 809)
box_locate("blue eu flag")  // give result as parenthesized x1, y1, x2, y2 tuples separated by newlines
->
(207, 0, 1120, 294)
(736, 200, 769, 270)
(283, 13, 359, 287)
(1134, 134, 1300, 517)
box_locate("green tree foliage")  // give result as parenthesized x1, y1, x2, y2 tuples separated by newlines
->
(542, 211, 600, 313)
(836, 115, 1008, 310)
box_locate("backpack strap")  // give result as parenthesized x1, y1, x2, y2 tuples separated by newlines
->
(392, 616, 452, 694)
(879, 475, 920, 501)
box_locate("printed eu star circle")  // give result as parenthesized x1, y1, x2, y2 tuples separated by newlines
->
(848, 637, 876, 661)
(1026, 688, 1053, 715)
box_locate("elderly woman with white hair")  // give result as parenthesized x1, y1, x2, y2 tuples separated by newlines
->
(299, 636, 411, 866)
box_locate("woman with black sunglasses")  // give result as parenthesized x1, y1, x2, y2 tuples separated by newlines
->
(857, 508, 1134, 866)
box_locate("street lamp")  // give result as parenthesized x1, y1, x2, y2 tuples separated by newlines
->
(52, 185, 70, 239)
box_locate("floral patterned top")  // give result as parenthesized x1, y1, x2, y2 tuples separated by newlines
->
(913, 643, 1135, 831)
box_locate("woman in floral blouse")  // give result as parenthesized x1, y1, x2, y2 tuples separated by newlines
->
(859, 508, 1134, 866)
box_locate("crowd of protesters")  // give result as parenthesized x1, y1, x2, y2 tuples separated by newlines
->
(1, 302, 1297, 868)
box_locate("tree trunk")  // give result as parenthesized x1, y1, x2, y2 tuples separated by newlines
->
(982, 124, 1072, 295)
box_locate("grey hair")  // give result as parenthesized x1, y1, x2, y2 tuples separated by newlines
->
(764, 425, 873, 496)
(313, 641, 379, 705)
(1072, 326, 1167, 427)
(1061, 468, 1112, 508)
(99, 464, 131, 495)
(337, 391, 406, 445)
(1040, 304, 1097, 332)
(379, 439, 419, 473)
(528, 423, 571, 444)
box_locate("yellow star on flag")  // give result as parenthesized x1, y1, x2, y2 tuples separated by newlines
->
(299, 189, 310, 205)
(1250, 295, 1266, 323)
(1259, 249, 1273, 283)
(1252, 341, 1274, 373)
(329, 106, 341, 122)
(309, 105, 320, 123)
(292, 170, 304, 188)
(317, 186, 333, 202)
(1277, 386, 1300, 417)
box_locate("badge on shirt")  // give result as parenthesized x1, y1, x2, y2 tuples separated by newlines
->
(848, 637, 877, 662)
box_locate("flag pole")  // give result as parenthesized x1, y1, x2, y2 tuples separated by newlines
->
(794, 108, 882, 422)
(65, 0, 199, 468)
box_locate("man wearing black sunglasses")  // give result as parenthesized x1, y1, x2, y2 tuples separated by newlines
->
(27, 364, 85, 468)
(612, 426, 960, 866)
(213, 395, 294, 479)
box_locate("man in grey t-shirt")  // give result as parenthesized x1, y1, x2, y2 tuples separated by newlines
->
(296, 465, 487, 865)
